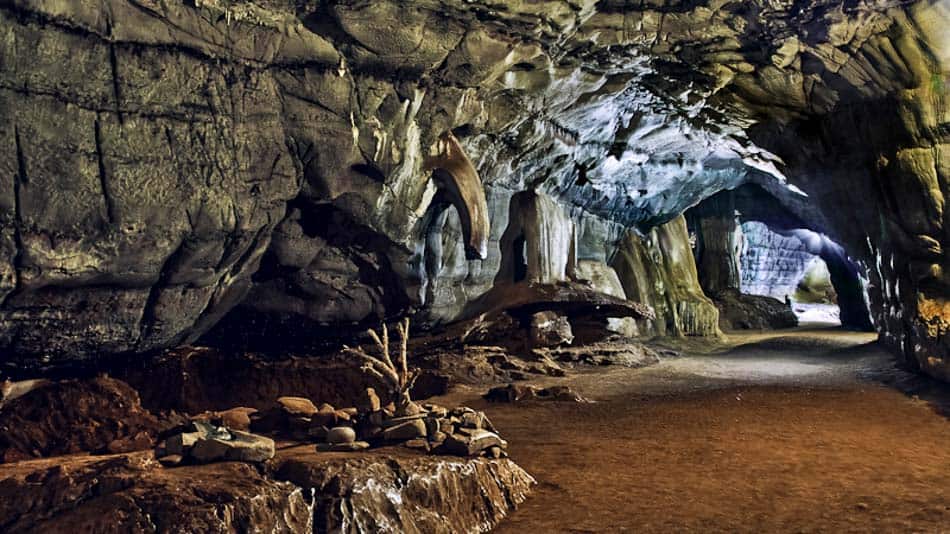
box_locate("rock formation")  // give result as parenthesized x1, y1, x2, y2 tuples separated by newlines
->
(739, 221, 820, 301)
(4, 2, 950, 530)
(0, 449, 534, 533)
(612, 215, 721, 337)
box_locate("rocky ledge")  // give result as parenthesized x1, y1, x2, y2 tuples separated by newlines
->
(277, 452, 535, 534)
(0, 447, 534, 533)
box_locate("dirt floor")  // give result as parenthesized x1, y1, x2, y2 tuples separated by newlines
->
(443, 327, 950, 533)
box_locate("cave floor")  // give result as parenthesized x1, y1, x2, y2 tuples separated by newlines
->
(438, 327, 950, 533)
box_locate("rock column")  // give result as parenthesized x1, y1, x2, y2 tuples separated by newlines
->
(690, 192, 742, 296)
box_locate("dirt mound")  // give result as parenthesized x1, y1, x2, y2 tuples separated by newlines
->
(0, 454, 309, 533)
(0, 377, 164, 463)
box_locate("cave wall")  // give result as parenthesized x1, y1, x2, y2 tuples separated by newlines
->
(739, 221, 818, 301)
(1, 0, 949, 381)
(3, 0, 809, 367)
(612, 215, 721, 337)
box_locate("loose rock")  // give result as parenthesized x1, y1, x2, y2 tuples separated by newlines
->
(327, 427, 357, 445)
(156, 423, 274, 465)
(530, 311, 575, 348)
(276, 397, 319, 417)
(384, 419, 427, 441)
(442, 430, 508, 457)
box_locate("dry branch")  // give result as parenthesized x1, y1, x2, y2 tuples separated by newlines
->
(343, 318, 417, 411)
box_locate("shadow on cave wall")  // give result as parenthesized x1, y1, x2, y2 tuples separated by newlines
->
(197, 198, 414, 354)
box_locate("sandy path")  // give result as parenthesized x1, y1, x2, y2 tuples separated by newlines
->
(454, 328, 950, 533)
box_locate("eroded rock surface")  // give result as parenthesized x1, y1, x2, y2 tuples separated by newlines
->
(714, 289, 800, 332)
(119, 345, 390, 414)
(0, 454, 312, 533)
(276, 453, 535, 534)
(613, 216, 721, 337)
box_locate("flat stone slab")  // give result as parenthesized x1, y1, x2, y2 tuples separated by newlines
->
(465, 282, 656, 321)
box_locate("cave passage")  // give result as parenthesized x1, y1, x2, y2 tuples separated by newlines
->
(686, 184, 874, 333)
(1, 0, 950, 532)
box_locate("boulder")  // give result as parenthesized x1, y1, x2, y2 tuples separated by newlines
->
(442, 431, 508, 457)
(251, 397, 322, 437)
(189, 431, 275, 464)
(712, 288, 799, 331)
(276, 397, 319, 417)
(163, 432, 202, 457)
(451, 407, 497, 433)
(356, 388, 381, 413)
(216, 408, 256, 431)
(530, 311, 574, 348)
(156, 423, 275, 465)
(383, 419, 427, 441)
(327, 427, 356, 445)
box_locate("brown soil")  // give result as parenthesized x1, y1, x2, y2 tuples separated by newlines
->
(0, 376, 165, 463)
(445, 328, 950, 533)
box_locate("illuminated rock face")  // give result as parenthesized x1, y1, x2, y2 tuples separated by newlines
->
(612, 216, 721, 338)
(739, 222, 819, 302)
(0, 0, 948, 380)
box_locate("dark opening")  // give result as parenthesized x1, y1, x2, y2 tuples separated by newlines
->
(513, 235, 528, 283)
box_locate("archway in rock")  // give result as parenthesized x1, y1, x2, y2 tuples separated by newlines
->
(740, 221, 847, 327)
(687, 184, 874, 332)
(418, 194, 468, 319)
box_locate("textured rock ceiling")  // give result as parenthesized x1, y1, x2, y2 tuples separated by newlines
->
(0, 0, 949, 379)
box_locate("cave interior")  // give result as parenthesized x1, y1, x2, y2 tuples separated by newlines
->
(1, 0, 950, 532)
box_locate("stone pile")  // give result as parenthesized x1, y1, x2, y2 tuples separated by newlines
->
(325, 396, 509, 458)
(155, 421, 276, 467)
(155, 388, 509, 464)
(192, 406, 257, 431)
(250, 395, 360, 442)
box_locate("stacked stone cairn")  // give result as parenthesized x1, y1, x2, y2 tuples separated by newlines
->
(155, 319, 509, 465)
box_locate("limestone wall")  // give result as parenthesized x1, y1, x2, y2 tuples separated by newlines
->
(612, 216, 721, 338)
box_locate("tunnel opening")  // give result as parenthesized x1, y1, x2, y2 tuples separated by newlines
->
(739, 221, 844, 328)
(687, 185, 873, 333)
(792, 257, 841, 326)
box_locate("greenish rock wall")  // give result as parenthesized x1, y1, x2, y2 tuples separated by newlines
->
(612, 216, 721, 338)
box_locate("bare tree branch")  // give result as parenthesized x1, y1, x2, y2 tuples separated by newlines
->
(343, 319, 416, 412)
